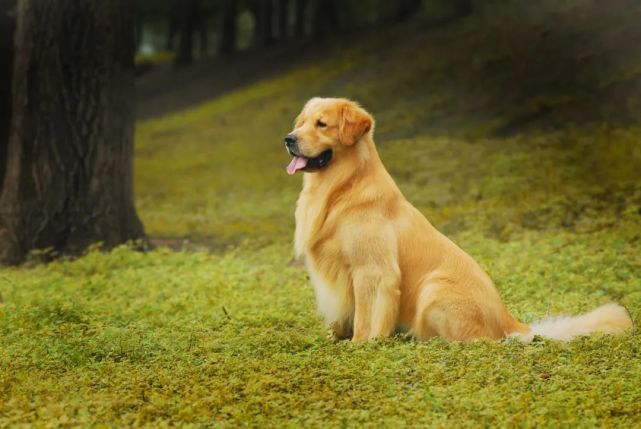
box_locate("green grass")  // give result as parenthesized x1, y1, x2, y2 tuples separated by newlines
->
(2, 2, 641, 426)
(135, 50, 175, 66)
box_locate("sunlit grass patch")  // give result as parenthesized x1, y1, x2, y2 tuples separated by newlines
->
(1, 231, 640, 426)
(135, 50, 175, 66)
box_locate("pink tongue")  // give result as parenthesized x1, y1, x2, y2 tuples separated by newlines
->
(287, 156, 308, 175)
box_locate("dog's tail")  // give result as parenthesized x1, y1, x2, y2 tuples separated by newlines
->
(511, 303, 633, 342)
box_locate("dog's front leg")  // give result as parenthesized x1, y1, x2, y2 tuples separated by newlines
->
(352, 266, 400, 342)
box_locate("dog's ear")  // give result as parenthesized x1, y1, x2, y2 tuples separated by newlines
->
(339, 102, 373, 146)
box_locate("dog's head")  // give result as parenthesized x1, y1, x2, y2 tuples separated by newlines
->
(284, 98, 374, 175)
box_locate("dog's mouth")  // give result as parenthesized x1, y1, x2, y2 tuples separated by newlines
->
(286, 149, 333, 175)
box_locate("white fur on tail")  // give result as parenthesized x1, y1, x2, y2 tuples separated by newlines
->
(517, 303, 633, 342)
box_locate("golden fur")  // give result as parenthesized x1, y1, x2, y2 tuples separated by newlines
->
(288, 97, 633, 342)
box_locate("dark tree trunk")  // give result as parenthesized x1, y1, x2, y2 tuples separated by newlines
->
(454, 0, 473, 16)
(395, 0, 422, 22)
(198, 18, 208, 57)
(0, 0, 145, 265)
(175, 0, 201, 66)
(219, 0, 237, 54)
(312, 0, 339, 39)
(266, 0, 274, 44)
(166, 0, 178, 51)
(278, 0, 288, 39)
(311, 0, 322, 39)
(0, 0, 16, 193)
(135, 13, 144, 51)
(252, 0, 274, 47)
(294, 0, 306, 38)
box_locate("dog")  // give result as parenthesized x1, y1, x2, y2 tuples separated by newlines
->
(285, 97, 633, 342)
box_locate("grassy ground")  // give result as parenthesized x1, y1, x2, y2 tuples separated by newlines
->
(2, 2, 641, 427)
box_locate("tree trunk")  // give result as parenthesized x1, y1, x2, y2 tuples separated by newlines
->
(0, 0, 145, 265)
(278, 0, 288, 39)
(294, 0, 306, 38)
(175, 0, 201, 66)
(311, 0, 339, 39)
(395, 0, 422, 22)
(219, 0, 237, 54)
(135, 13, 144, 51)
(166, 0, 178, 51)
(0, 0, 15, 193)
(454, 0, 473, 17)
(267, 0, 274, 44)
(252, 0, 274, 47)
(198, 17, 208, 57)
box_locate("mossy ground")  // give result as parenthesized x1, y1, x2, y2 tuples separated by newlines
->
(2, 2, 641, 427)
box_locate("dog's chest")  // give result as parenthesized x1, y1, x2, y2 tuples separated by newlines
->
(294, 191, 327, 257)
(303, 237, 353, 325)
(295, 191, 353, 324)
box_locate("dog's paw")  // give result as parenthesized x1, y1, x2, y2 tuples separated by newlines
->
(326, 325, 341, 343)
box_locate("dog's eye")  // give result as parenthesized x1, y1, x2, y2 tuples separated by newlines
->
(316, 120, 327, 128)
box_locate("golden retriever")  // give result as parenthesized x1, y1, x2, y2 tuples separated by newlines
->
(285, 97, 633, 342)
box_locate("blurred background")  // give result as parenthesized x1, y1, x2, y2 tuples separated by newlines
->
(1, 0, 641, 257)
(131, 0, 641, 249)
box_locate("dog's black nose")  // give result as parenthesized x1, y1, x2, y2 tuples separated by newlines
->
(284, 134, 297, 147)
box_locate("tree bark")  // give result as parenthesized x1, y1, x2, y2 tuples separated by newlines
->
(294, 0, 306, 37)
(395, 0, 422, 22)
(175, 0, 201, 66)
(396, 0, 421, 22)
(0, 0, 145, 265)
(252, 0, 274, 47)
(135, 13, 144, 51)
(262, 0, 274, 46)
(311, 0, 339, 39)
(199, 17, 208, 57)
(166, 0, 178, 51)
(454, 0, 473, 17)
(0, 0, 15, 193)
(219, 0, 237, 54)
(278, 0, 288, 39)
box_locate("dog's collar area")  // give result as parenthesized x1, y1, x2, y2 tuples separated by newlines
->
(303, 149, 333, 172)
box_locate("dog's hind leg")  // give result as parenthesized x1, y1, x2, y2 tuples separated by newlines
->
(412, 281, 498, 341)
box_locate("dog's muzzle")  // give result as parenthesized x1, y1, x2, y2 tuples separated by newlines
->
(284, 133, 333, 174)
